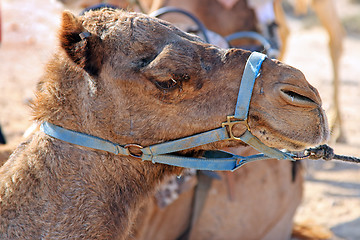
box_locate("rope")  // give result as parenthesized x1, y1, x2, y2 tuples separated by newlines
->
(303, 144, 360, 163)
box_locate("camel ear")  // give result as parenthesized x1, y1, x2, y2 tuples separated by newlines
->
(59, 11, 103, 76)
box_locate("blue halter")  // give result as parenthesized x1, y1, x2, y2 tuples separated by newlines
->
(41, 52, 295, 171)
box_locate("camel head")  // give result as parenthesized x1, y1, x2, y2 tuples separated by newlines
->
(33, 9, 328, 155)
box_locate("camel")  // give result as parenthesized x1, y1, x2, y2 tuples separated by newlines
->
(0, 8, 329, 239)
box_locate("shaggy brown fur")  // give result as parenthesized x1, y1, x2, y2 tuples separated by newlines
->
(0, 9, 328, 239)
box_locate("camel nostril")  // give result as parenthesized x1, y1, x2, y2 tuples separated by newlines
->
(280, 89, 318, 107)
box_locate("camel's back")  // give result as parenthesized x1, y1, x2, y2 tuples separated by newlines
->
(149, 0, 258, 36)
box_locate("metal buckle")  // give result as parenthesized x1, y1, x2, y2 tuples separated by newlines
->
(236, 158, 245, 166)
(230, 158, 247, 172)
(221, 115, 250, 140)
(124, 144, 143, 158)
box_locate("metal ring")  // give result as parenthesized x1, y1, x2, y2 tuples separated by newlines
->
(291, 152, 311, 160)
(124, 144, 144, 158)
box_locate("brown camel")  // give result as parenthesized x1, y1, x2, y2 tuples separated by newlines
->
(0, 8, 328, 239)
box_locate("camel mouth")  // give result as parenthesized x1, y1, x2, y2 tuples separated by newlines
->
(250, 106, 329, 152)
(281, 90, 315, 104)
(263, 122, 329, 152)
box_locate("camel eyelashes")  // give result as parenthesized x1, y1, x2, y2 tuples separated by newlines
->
(154, 77, 179, 90)
(152, 74, 190, 91)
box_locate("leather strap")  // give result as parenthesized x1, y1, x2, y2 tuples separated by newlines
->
(235, 51, 266, 120)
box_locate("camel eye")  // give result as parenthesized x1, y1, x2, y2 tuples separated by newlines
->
(154, 77, 179, 90)
(153, 74, 190, 90)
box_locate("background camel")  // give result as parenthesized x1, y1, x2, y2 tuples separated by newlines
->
(0, 8, 329, 239)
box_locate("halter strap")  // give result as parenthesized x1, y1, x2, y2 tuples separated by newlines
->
(235, 51, 266, 120)
(40, 52, 294, 171)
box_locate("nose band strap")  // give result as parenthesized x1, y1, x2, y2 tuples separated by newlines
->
(235, 51, 266, 120)
(226, 51, 293, 161)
